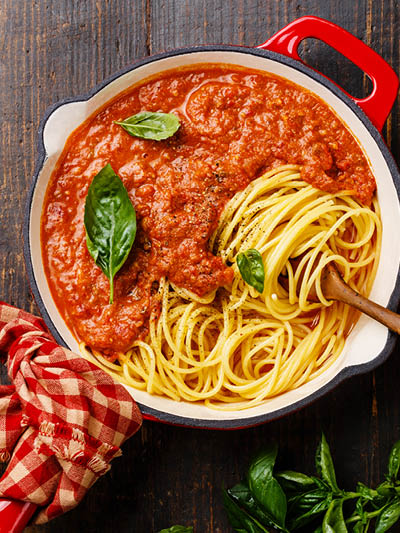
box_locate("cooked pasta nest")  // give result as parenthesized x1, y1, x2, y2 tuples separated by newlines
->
(83, 165, 381, 410)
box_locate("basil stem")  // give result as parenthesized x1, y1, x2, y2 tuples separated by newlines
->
(84, 164, 137, 304)
(236, 249, 265, 293)
(115, 111, 180, 140)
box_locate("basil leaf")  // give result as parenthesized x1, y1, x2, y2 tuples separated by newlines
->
(159, 526, 193, 533)
(236, 249, 265, 293)
(288, 493, 331, 531)
(248, 446, 287, 528)
(297, 489, 328, 504)
(322, 499, 348, 533)
(276, 471, 316, 493)
(84, 164, 137, 304)
(316, 434, 340, 494)
(228, 483, 286, 531)
(286, 488, 330, 531)
(115, 111, 180, 140)
(375, 500, 400, 533)
(288, 488, 330, 513)
(387, 441, 400, 481)
(223, 489, 271, 533)
(377, 482, 397, 499)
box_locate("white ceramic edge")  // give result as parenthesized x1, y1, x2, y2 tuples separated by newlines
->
(29, 50, 400, 422)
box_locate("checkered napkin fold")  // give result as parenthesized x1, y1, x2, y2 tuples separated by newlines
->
(0, 303, 142, 524)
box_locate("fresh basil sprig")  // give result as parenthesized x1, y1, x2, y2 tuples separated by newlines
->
(236, 249, 265, 294)
(223, 435, 400, 533)
(115, 111, 180, 140)
(163, 437, 400, 532)
(84, 164, 136, 304)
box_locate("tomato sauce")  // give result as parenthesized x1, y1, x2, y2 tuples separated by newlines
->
(41, 65, 375, 357)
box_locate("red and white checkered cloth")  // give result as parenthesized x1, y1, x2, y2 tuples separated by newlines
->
(0, 302, 142, 524)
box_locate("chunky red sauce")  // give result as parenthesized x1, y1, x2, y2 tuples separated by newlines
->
(41, 65, 375, 357)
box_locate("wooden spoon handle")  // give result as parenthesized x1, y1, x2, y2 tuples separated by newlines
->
(333, 281, 400, 334)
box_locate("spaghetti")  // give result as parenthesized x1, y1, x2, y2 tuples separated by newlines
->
(84, 165, 381, 410)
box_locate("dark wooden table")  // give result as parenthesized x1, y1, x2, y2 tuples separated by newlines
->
(0, 1, 399, 531)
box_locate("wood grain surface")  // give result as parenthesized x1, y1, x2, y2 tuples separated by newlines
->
(0, 0, 399, 531)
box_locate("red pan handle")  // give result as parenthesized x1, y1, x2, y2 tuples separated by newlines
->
(258, 15, 399, 131)
(0, 499, 37, 532)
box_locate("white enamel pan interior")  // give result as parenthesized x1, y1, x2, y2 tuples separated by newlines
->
(25, 46, 400, 428)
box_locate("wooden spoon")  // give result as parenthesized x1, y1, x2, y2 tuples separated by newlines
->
(280, 259, 400, 334)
